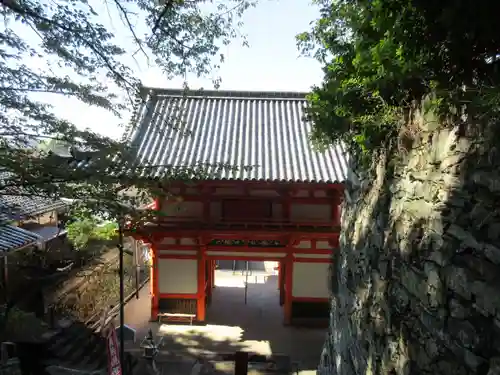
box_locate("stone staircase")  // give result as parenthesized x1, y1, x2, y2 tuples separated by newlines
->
(41, 320, 139, 374)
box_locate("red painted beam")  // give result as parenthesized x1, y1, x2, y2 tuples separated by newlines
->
(155, 244, 334, 255)
(132, 228, 340, 238)
(292, 258, 332, 263)
(291, 297, 329, 303)
(159, 293, 198, 299)
(204, 255, 284, 261)
(177, 195, 337, 205)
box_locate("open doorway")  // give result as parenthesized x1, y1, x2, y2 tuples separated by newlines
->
(205, 259, 281, 327)
(147, 257, 326, 368)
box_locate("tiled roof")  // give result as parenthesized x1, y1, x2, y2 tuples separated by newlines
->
(0, 224, 43, 253)
(0, 172, 68, 222)
(128, 88, 349, 183)
(0, 194, 67, 223)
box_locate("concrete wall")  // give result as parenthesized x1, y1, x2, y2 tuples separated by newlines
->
(157, 258, 197, 294)
(319, 125, 500, 375)
(292, 262, 329, 298)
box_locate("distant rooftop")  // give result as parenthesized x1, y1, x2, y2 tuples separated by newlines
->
(0, 172, 67, 223)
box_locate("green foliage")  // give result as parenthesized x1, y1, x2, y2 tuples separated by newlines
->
(0, 0, 256, 222)
(94, 222, 119, 241)
(298, 0, 500, 161)
(66, 209, 118, 250)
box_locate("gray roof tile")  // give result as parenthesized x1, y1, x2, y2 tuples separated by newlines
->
(0, 195, 67, 223)
(0, 172, 68, 222)
(128, 88, 349, 183)
(0, 224, 42, 253)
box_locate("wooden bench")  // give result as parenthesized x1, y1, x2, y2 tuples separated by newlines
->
(158, 313, 196, 325)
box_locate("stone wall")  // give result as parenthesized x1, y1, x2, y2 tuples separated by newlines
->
(318, 124, 500, 375)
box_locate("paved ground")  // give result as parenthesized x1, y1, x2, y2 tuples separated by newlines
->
(123, 267, 326, 373)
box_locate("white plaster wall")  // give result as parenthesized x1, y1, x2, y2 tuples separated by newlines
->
(158, 237, 176, 245)
(314, 190, 328, 198)
(214, 188, 242, 195)
(158, 259, 198, 294)
(155, 237, 198, 247)
(292, 262, 330, 298)
(161, 201, 203, 218)
(158, 250, 197, 255)
(290, 204, 331, 222)
(316, 240, 331, 249)
(294, 189, 309, 197)
(248, 189, 280, 197)
(180, 238, 197, 245)
(294, 240, 312, 249)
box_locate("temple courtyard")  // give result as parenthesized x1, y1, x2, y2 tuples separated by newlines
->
(122, 262, 326, 373)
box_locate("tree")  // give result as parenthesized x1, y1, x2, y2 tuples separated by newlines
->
(0, 0, 257, 345)
(297, 0, 500, 161)
(0, 0, 255, 222)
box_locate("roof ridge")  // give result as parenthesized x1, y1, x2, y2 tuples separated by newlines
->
(142, 86, 309, 100)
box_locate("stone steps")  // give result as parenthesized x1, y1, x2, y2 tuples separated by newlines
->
(42, 319, 139, 373)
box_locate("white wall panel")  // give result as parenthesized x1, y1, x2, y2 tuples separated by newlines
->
(290, 204, 331, 222)
(292, 262, 329, 298)
(158, 259, 198, 294)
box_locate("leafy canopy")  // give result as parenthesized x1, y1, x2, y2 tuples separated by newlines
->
(66, 215, 118, 251)
(298, 0, 500, 160)
(0, 0, 255, 220)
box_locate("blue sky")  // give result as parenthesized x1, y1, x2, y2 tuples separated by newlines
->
(33, 0, 324, 140)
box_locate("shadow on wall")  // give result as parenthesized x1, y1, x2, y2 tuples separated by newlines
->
(320, 123, 500, 375)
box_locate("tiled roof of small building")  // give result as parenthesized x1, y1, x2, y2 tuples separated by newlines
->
(127, 88, 349, 183)
(0, 224, 43, 253)
(0, 194, 67, 223)
(0, 172, 68, 223)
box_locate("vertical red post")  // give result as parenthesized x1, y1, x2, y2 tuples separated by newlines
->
(197, 247, 206, 322)
(284, 252, 293, 325)
(150, 197, 161, 321)
(332, 190, 341, 226)
(212, 260, 216, 288)
(206, 259, 213, 298)
(150, 245, 159, 321)
(278, 261, 285, 305)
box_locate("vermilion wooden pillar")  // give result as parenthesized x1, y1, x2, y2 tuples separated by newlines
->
(197, 247, 207, 322)
(332, 190, 341, 226)
(206, 260, 211, 291)
(206, 259, 215, 297)
(283, 253, 293, 325)
(150, 197, 161, 321)
(213, 260, 216, 288)
(278, 262, 285, 305)
(211, 260, 216, 289)
(150, 245, 159, 321)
